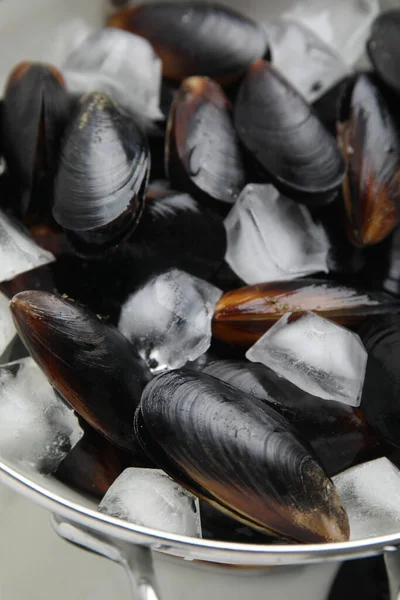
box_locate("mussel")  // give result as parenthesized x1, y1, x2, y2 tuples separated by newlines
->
(107, 2, 268, 83)
(337, 74, 400, 247)
(165, 77, 246, 203)
(368, 10, 400, 96)
(53, 92, 150, 257)
(212, 278, 400, 346)
(202, 360, 384, 477)
(359, 315, 400, 449)
(234, 60, 345, 205)
(135, 369, 349, 543)
(1, 62, 70, 218)
(10, 291, 152, 453)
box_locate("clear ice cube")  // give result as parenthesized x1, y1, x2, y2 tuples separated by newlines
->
(246, 311, 367, 406)
(0, 292, 16, 362)
(224, 184, 329, 285)
(98, 468, 202, 537)
(0, 209, 55, 284)
(63, 28, 163, 124)
(333, 458, 400, 540)
(264, 19, 348, 103)
(0, 357, 84, 474)
(118, 269, 222, 373)
(282, 0, 380, 68)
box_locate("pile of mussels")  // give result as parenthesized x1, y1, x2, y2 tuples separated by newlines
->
(2, 2, 400, 546)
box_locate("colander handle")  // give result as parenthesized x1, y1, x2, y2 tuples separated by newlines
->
(385, 546, 400, 600)
(50, 515, 161, 600)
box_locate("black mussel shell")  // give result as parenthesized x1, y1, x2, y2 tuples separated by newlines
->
(337, 74, 400, 247)
(10, 291, 151, 453)
(212, 278, 400, 347)
(165, 76, 246, 203)
(359, 315, 400, 448)
(1, 62, 70, 204)
(368, 10, 400, 96)
(53, 92, 150, 257)
(56, 423, 150, 499)
(202, 360, 384, 477)
(107, 2, 268, 84)
(135, 369, 349, 543)
(234, 60, 345, 205)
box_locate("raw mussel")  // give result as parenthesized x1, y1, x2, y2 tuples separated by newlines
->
(107, 2, 268, 83)
(368, 10, 400, 96)
(10, 291, 152, 454)
(337, 74, 400, 247)
(359, 315, 400, 448)
(1, 62, 70, 218)
(234, 60, 345, 205)
(165, 77, 246, 203)
(202, 360, 384, 477)
(212, 278, 400, 346)
(53, 92, 150, 257)
(135, 369, 350, 543)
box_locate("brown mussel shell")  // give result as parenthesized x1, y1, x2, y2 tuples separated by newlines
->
(202, 360, 384, 477)
(53, 92, 150, 257)
(359, 315, 400, 449)
(135, 369, 349, 543)
(1, 62, 70, 208)
(234, 60, 345, 206)
(166, 77, 246, 203)
(368, 10, 400, 96)
(337, 74, 400, 247)
(10, 291, 151, 453)
(107, 2, 268, 83)
(212, 278, 400, 346)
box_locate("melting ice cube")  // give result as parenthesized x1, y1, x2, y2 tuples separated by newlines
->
(0, 357, 83, 474)
(224, 184, 329, 285)
(0, 291, 16, 362)
(333, 458, 400, 540)
(0, 209, 55, 284)
(246, 311, 367, 406)
(118, 269, 222, 373)
(63, 28, 163, 125)
(264, 19, 348, 102)
(98, 468, 202, 537)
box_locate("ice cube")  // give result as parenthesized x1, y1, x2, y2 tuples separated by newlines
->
(264, 19, 348, 103)
(0, 357, 84, 474)
(98, 468, 202, 537)
(0, 209, 55, 284)
(282, 0, 380, 68)
(246, 311, 367, 406)
(333, 458, 400, 540)
(224, 184, 329, 285)
(0, 292, 16, 362)
(118, 269, 222, 373)
(63, 28, 163, 124)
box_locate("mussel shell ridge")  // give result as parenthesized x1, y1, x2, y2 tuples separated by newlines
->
(53, 92, 150, 255)
(136, 369, 349, 543)
(107, 2, 268, 83)
(10, 291, 151, 453)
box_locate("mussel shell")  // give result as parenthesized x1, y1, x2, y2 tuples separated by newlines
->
(202, 360, 384, 477)
(53, 92, 150, 257)
(337, 74, 400, 247)
(166, 77, 246, 203)
(359, 315, 400, 448)
(10, 291, 152, 453)
(367, 10, 400, 96)
(1, 62, 70, 192)
(107, 2, 268, 83)
(136, 369, 349, 543)
(234, 60, 345, 205)
(212, 278, 400, 346)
